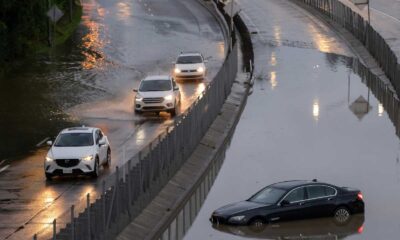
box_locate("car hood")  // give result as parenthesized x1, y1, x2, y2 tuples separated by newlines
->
(175, 63, 204, 70)
(138, 91, 172, 98)
(214, 201, 269, 216)
(49, 146, 94, 159)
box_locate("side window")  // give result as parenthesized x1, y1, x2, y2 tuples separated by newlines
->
(284, 187, 306, 203)
(307, 186, 336, 199)
(99, 131, 103, 140)
(95, 130, 100, 144)
(325, 186, 336, 196)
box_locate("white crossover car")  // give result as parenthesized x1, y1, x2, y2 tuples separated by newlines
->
(134, 75, 181, 116)
(173, 52, 208, 80)
(44, 127, 111, 180)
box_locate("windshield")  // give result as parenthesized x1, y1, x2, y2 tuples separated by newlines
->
(177, 55, 202, 64)
(248, 187, 286, 204)
(54, 133, 94, 147)
(139, 80, 171, 92)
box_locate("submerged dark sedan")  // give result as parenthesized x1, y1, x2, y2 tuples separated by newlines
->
(210, 180, 364, 227)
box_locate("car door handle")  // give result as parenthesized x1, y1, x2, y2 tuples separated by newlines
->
(298, 202, 305, 206)
(327, 198, 333, 201)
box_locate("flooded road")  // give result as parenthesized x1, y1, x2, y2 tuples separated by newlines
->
(0, 0, 224, 238)
(185, 0, 400, 239)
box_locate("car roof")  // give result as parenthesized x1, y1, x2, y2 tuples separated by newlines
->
(178, 52, 202, 57)
(271, 180, 331, 190)
(60, 127, 96, 134)
(142, 75, 171, 81)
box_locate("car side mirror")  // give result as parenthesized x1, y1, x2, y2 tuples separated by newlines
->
(174, 86, 179, 91)
(98, 139, 106, 146)
(133, 88, 138, 92)
(46, 140, 53, 146)
(280, 200, 290, 206)
(171, 61, 176, 64)
(204, 60, 208, 63)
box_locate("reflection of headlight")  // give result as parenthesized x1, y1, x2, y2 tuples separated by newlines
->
(197, 67, 204, 73)
(174, 68, 181, 74)
(229, 215, 246, 223)
(45, 156, 53, 162)
(135, 94, 143, 101)
(81, 155, 93, 161)
(164, 95, 173, 101)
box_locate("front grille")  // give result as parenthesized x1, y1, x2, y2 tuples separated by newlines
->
(142, 106, 166, 110)
(181, 69, 197, 73)
(55, 159, 80, 168)
(143, 97, 164, 104)
(210, 215, 227, 224)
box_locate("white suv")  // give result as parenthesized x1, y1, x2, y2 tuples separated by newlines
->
(134, 75, 181, 116)
(44, 127, 111, 180)
(173, 52, 207, 80)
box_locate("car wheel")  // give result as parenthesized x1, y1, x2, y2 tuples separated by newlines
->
(249, 217, 266, 232)
(104, 148, 111, 167)
(170, 104, 177, 117)
(45, 173, 53, 181)
(334, 206, 351, 224)
(91, 158, 100, 178)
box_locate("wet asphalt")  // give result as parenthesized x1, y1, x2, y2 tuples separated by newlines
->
(0, 0, 224, 238)
(185, 0, 400, 239)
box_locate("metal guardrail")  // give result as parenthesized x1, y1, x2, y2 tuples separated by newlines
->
(297, 0, 400, 97)
(32, 33, 238, 240)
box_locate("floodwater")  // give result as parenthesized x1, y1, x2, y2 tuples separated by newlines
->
(0, 0, 225, 238)
(185, 0, 400, 239)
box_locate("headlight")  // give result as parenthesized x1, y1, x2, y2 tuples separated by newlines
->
(135, 94, 143, 101)
(174, 68, 181, 74)
(197, 67, 204, 73)
(81, 155, 93, 161)
(45, 156, 53, 162)
(164, 95, 173, 101)
(229, 215, 246, 223)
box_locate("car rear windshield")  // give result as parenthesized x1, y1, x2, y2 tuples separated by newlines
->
(177, 56, 202, 64)
(54, 133, 94, 147)
(248, 187, 286, 204)
(139, 80, 171, 92)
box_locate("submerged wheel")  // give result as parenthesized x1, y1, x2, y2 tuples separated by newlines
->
(249, 218, 266, 232)
(45, 173, 53, 181)
(334, 206, 351, 224)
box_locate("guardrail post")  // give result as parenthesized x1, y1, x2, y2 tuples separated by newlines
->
(53, 219, 56, 240)
(87, 193, 91, 240)
(102, 180, 106, 232)
(71, 205, 75, 240)
(116, 166, 120, 215)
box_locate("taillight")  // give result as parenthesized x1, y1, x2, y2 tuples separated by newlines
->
(358, 225, 364, 233)
(357, 192, 363, 201)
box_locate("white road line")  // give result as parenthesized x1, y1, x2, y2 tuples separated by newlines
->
(36, 137, 50, 147)
(0, 165, 10, 174)
(371, 7, 400, 24)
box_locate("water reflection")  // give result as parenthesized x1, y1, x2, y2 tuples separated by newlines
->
(313, 99, 320, 121)
(213, 215, 364, 239)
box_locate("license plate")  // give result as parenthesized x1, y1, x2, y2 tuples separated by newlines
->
(63, 168, 73, 174)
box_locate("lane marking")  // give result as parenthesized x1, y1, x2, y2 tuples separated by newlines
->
(36, 137, 50, 147)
